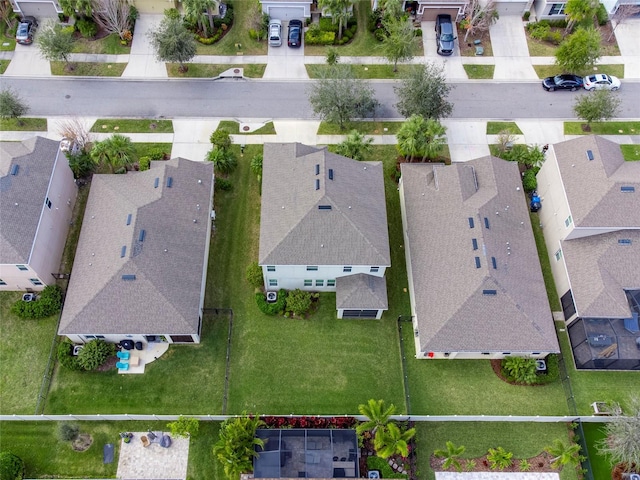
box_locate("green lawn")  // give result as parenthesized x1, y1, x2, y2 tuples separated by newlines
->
(530, 213, 561, 311)
(90, 119, 174, 133)
(463, 64, 495, 79)
(132, 143, 174, 159)
(487, 121, 523, 135)
(621, 144, 640, 161)
(318, 121, 401, 135)
(581, 422, 612, 480)
(217, 120, 277, 135)
(0, 59, 9, 73)
(564, 121, 640, 135)
(0, 117, 47, 131)
(0, 292, 59, 414)
(51, 61, 127, 76)
(306, 63, 416, 79)
(533, 64, 625, 79)
(72, 33, 130, 54)
(415, 422, 579, 480)
(167, 63, 266, 78)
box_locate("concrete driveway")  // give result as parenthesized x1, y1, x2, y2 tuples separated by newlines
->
(421, 20, 468, 81)
(122, 14, 167, 78)
(4, 42, 50, 76)
(490, 16, 537, 80)
(613, 18, 640, 79)
(263, 20, 308, 79)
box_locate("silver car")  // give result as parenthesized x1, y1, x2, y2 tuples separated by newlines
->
(268, 19, 282, 47)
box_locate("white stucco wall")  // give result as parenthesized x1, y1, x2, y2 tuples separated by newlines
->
(261, 264, 387, 291)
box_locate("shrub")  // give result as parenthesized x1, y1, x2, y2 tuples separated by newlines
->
(248, 28, 259, 40)
(164, 7, 181, 20)
(57, 341, 83, 371)
(210, 128, 232, 151)
(58, 422, 80, 441)
(374, 28, 387, 42)
(519, 458, 531, 471)
(167, 416, 199, 438)
(596, 3, 608, 25)
(76, 18, 98, 38)
(255, 289, 287, 315)
(207, 147, 237, 174)
(246, 261, 264, 288)
(61, 25, 75, 35)
(305, 27, 335, 45)
(366, 455, 405, 478)
(548, 19, 567, 28)
(286, 289, 312, 316)
(11, 285, 63, 319)
(522, 10, 531, 21)
(546, 31, 562, 45)
(501, 356, 537, 384)
(487, 446, 513, 470)
(77, 339, 115, 371)
(528, 22, 550, 40)
(326, 47, 339, 66)
(319, 17, 339, 33)
(0, 451, 25, 480)
(522, 169, 537, 192)
(138, 156, 150, 171)
(415, 28, 422, 37)
(215, 177, 232, 191)
(148, 148, 166, 160)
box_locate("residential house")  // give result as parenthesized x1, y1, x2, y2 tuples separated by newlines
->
(534, 0, 639, 19)
(58, 157, 214, 345)
(260, 0, 314, 20)
(399, 158, 559, 359)
(536, 136, 640, 370)
(259, 143, 390, 319)
(9, 0, 62, 18)
(372, 0, 468, 21)
(0, 137, 77, 291)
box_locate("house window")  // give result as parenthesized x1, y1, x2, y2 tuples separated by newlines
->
(370, 267, 379, 273)
(267, 266, 275, 272)
(30, 278, 43, 286)
(555, 248, 563, 261)
(304, 279, 312, 286)
(0, 279, 6, 286)
(269, 279, 278, 287)
(343, 266, 352, 272)
(316, 280, 324, 287)
(549, 3, 565, 14)
(45, 197, 52, 209)
(327, 279, 336, 287)
(565, 215, 572, 227)
(306, 266, 318, 271)
(17, 265, 28, 271)
(84, 335, 105, 340)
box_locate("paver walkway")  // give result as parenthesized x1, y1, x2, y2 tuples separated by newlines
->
(116, 433, 189, 480)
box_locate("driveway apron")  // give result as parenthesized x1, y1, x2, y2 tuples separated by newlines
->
(122, 14, 168, 78)
(4, 43, 51, 76)
(490, 16, 537, 80)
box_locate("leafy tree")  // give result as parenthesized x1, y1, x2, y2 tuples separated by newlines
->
(318, 0, 353, 39)
(58, 423, 80, 441)
(501, 356, 538, 384)
(545, 439, 581, 469)
(607, 5, 640, 41)
(91, 134, 136, 173)
(0, 88, 29, 122)
(380, 16, 416, 72)
(0, 0, 16, 31)
(210, 128, 232, 151)
(434, 441, 466, 472)
(374, 422, 416, 459)
(308, 64, 379, 130)
(356, 399, 396, 444)
(246, 261, 264, 288)
(207, 147, 238, 175)
(77, 339, 116, 371)
(148, 16, 197, 72)
(57, 340, 83, 371)
(182, 0, 218, 36)
(250, 154, 263, 180)
(37, 21, 75, 66)
(487, 446, 513, 470)
(574, 89, 621, 126)
(59, 0, 92, 17)
(396, 115, 447, 162)
(380, 0, 403, 21)
(92, 0, 132, 40)
(213, 414, 266, 479)
(67, 151, 97, 179)
(564, 0, 599, 34)
(522, 169, 537, 192)
(597, 397, 640, 471)
(167, 416, 200, 438)
(0, 451, 25, 480)
(326, 47, 340, 66)
(334, 130, 373, 161)
(286, 289, 312, 316)
(395, 63, 453, 120)
(555, 27, 601, 74)
(460, 0, 499, 42)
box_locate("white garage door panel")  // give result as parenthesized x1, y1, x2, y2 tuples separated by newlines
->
(17, 1, 58, 17)
(269, 6, 305, 20)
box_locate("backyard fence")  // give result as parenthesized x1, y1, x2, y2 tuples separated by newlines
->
(202, 307, 234, 414)
(34, 307, 65, 415)
(396, 316, 414, 414)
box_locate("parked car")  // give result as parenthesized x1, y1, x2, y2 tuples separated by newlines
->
(435, 14, 455, 56)
(269, 19, 282, 47)
(583, 74, 621, 91)
(541, 74, 583, 91)
(287, 19, 303, 48)
(16, 16, 37, 45)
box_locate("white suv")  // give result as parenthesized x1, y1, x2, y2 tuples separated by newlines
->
(268, 19, 282, 47)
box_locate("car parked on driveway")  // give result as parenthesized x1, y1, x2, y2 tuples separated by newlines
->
(435, 14, 455, 56)
(287, 19, 302, 48)
(583, 74, 621, 91)
(16, 16, 38, 45)
(269, 19, 282, 47)
(541, 74, 583, 91)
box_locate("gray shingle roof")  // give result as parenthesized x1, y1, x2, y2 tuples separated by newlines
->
(0, 137, 60, 264)
(59, 158, 214, 336)
(259, 143, 390, 267)
(553, 136, 640, 228)
(401, 158, 558, 353)
(336, 273, 388, 310)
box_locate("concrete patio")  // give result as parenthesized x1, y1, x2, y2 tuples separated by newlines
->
(116, 432, 189, 480)
(117, 342, 170, 374)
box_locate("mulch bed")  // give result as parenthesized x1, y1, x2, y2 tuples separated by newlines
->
(72, 433, 93, 451)
(96, 355, 118, 372)
(430, 451, 557, 473)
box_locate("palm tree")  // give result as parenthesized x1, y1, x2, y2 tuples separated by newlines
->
(207, 147, 237, 175)
(420, 118, 447, 162)
(396, 115, 426, 162)
(356, 399, 396, 445)
(545, 439, 581, 469)
(434, 441, 466, 472)
(90, 134, 135, 173)
(318, 0, 353, 39)
(335, 130, 373, 161)
(374, 422, 416, 459)
(213, 415, 265, 479)
(183, 0, 218, 37)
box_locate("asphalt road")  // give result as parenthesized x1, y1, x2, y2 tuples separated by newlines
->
(4, 77, 640, 119)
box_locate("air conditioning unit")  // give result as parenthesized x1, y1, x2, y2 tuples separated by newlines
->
(629, 474, 640, 480)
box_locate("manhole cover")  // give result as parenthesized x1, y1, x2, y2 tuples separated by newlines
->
(234, 68, 240, 74)
(243, 126, 250, 131)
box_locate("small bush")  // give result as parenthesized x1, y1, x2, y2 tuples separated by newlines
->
(596, 3, 608, 25)
(522, 10, 531, 21)
(286, 289, 312, 316)
(502, 356, 537, 384)
(326, 47, 339, 66)
(305, 27, 335, 45)
(57, 341, 83, 371)
(415, 28, 422, 37)
(255, 289, 287, 315)
(248, 28, 258, 40)
(528, 22, 550, 40)
(58, 422, 80, 441)
(138, 156, 150, 171)
(11, 285, 63, 319)
(319, 17, 339, 33)
(148, 148, 166, 160)
(522, 169, 537, 192)
(77, 339, 115, 371)
(215, 177, 232, 191)
(374, 28, 387, 42)
(548, 19, 567, 28)
(76, 18, 98, 38)
(167, 416, 199, 438)
(487, 446, 513, 470)
(246, 261, 264, 288)
(61, 25, 75, 35)
(0, 451, 25, 480)
(164, 7, 181, 20)
(546, 31, 562, 45)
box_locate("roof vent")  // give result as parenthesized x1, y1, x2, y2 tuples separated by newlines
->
(621, 186, 635, 193)
(484, 217, 490, 229)
(618, 239, 632, 245)
(468, 217, 475, 228)
(315, 179, 320, 190)
(166, 177, 173, 188)
(475, 257, 481, 268)
(491, 257, 497, 269)
(120, 246, 127, 258)
(126, 214, 132, 225)
(315, 164, 320, 175)
(138, 229, 146, 242)
(328, 169, 334, 180)
(10, 164, 19, 175)
(472, 238, 478, 250)
(318, 205, 332, 210)
(121, 274, 136, 281)
(483, 289, 497, 295)
(586, 150, 594, 161)
(154, 177, 159, 188)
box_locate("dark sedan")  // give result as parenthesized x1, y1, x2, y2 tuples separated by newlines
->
(287, 19, 303, 48)
(542, 74, 583, 91)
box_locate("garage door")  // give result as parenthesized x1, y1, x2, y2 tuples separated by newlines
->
(17, 0, 59, 17)
(268, 6, 305, 20)
(420, 7, 460, 21)
(134, 0, 171, 14)
(496, 1, 527, 15)
(342, 310, 379, 319)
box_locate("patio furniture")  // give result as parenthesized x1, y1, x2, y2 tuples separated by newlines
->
(141, 436, 150, 447)
(116, 351, 130, 360)
(116, 361, 129, 370)
(103, 443, 114, 464)
(129, 355, 139, 367)
(135, 341, 143, 350)
(598, 343, 618, 358)
(624, 315, 639, 333)
(588, 334, 613, 347)
(120, 339, 134, 350)
(160, 434, 171, 448)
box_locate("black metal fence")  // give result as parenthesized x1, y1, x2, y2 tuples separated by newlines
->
(35, 311, 63, 414)
(204, 308, 234, 414)
(396, 316, 413, 415)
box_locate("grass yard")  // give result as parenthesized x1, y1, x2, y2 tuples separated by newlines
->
(463, 64, 495, 79)
(533, 64, 624, 79)
(530, 213, 561, 311)
(581, 422, 612, 480)
(306, 63, 416, 79)
(621, 144, 640, 161)
(555, 324, 640, 415)
(415, 422, 579, 480)
(51, 61, 126, 76)
(486, 121, 523, 135)
(0, 292, 59, 414)
(564, 121, 640, 135)
(72, 33, 129, 54)
(0, 117, 47, 131)
(217, 120, 277, 135)
(90, 119, 174, 133)
(318, 121, 401, 135)
(0, 59, 9, 73)
(459, 31, 494, 57)
(167, 63, 266, 78)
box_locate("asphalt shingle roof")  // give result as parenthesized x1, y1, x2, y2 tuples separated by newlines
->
(59, 158, 213, 336)
(336, 273, 388, 310)
(401, 158, 558, 354)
